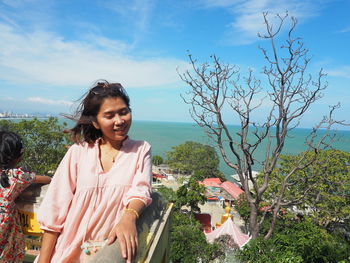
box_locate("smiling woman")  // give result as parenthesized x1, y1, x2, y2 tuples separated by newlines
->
(69, 82, 132, 144)
(34, 80, 153, 263)
(92, 97, 132, 148)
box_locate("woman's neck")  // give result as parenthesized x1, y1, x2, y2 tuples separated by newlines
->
(100, 136, 127, 150)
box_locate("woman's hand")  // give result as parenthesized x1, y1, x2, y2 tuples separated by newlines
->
(107, 212, 138, 263)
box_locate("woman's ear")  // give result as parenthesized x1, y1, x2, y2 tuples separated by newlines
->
(92, 121, 100, 130)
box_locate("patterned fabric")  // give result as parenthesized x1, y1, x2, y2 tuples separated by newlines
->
(0, 168, 35, 263)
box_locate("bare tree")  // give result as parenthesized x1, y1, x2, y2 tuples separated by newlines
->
(179, 12, 344, 239)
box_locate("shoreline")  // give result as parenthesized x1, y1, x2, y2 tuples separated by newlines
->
(0, 117, 52, 120)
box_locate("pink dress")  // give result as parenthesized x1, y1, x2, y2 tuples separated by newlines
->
(36, 138, 152, 263)
(0, 168, 35, 262)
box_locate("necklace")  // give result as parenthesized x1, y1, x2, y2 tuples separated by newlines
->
(111, 153, 118, 163)
(104, 149, 119, 163)
(99, 139, 121, 163)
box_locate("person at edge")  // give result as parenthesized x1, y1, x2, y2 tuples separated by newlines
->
(35, 81, 153, 263)
(0, 131, 51, 262)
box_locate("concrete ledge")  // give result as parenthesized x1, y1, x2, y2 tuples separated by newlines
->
(89, 192, 173, 263)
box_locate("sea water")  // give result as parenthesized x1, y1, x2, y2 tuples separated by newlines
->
(5, 118, 350, 179)
(129, 120, 350, 177)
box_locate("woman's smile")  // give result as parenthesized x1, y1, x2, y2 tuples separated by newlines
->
(93, 97, 132, 144)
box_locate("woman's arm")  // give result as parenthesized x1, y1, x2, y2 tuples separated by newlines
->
(37, 230, 59, 263)
(36, 145, 79, 261)
(107, 142, 152, 262)
(33, 175, 52, 184)
(107, 199, 146, 263)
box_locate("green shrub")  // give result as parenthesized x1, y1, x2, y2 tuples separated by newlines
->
(170, 211, 219, 263)
(238, 218, 350, 263)
(0, 118, 68, 175)
(152, 155, 164, 166)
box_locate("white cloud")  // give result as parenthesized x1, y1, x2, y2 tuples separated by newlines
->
(0, 23, 187, 88)
(198, 0, 326, 45)
(199, 0, 243, 8)
(336, 26, 350, 33)
(327, 66, 350, 79)
(3, 96, 16, 101)
(101, 0, 155, 43)
(27, 97, 73, 106)
(2, 0, 25, 8)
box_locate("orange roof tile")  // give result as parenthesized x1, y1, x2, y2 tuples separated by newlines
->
(200, 177, 222, 188)
(220, 181, 244, 199)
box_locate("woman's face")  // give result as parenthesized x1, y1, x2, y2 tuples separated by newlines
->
(93, 97, 132, 145)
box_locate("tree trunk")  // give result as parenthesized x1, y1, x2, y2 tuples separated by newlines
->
(264, 208, 278, 239)
(249, 203, 260, 239)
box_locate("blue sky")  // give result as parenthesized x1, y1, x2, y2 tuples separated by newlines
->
(0, 0, 349, 129)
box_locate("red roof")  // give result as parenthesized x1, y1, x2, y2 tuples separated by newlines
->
(220, 181, 244, 199)
(152, 173, 166, 178)
(207, 196, 219, 201)
(200, 178, 222, 188)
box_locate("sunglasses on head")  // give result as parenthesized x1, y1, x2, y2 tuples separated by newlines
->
(90, 82, 124, 95)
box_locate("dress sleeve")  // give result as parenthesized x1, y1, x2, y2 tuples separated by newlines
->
(10, 168, 35, 193)
(37, 144, 79, 233)
(123, 141, 153, 207)
(12, 167, 35, 185)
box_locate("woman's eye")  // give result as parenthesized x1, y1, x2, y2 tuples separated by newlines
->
(105, 114, 114, 119)
(120, 109, 130, 116)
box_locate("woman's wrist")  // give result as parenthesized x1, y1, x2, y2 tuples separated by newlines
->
(124, 207, 139, 220)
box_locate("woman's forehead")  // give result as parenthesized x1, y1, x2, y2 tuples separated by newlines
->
(99, 97, 128, 111)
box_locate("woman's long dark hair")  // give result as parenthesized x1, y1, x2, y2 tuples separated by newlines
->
(68, 80, 131, 144)
(0, 131, 24, 188)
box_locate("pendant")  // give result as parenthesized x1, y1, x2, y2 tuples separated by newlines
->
(81, 240, 107, 255)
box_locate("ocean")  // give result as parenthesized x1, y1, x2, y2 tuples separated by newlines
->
(128, 120, 350, 178)
(5, 118, 350, 179)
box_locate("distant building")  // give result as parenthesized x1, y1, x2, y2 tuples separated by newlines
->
(231, 171, 259, 190)
(199, 178, 245, 207)
(221, 181, 244, 200)
(205, 218, 251, 248)
(194, 213, 213, 233)
(151, 172, 167, 188)
(200, 178, 222, 188)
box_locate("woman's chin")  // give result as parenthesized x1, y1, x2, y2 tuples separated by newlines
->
(110, 134, 128, 143)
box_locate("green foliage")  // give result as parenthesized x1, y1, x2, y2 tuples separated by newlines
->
(0, 118, 69, 175)
(166, 141, 225, 180)
(238, 218, 350, 263)
(234, 193, 251, 232)
(158, 183, 220, 262)
(267, 149, 350, 227)
(175, 176, 206, 213)
(170, 211, 219, 263)
(156, 178, 206, 213)
(234, 193, 250, 222)
(156, 185, 177, 203)
(152, 155, 164, 166)
(212, 234, 240, 261)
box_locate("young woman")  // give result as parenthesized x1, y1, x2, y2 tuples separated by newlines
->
(36, 81, 152, 263)
(0, 131, 51, 262)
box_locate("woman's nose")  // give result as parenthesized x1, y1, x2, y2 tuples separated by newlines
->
(114, 114, 124, 125)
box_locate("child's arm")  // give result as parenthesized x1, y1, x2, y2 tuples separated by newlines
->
(37, 230, 59, 263)
(33, 175, 52, 184)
